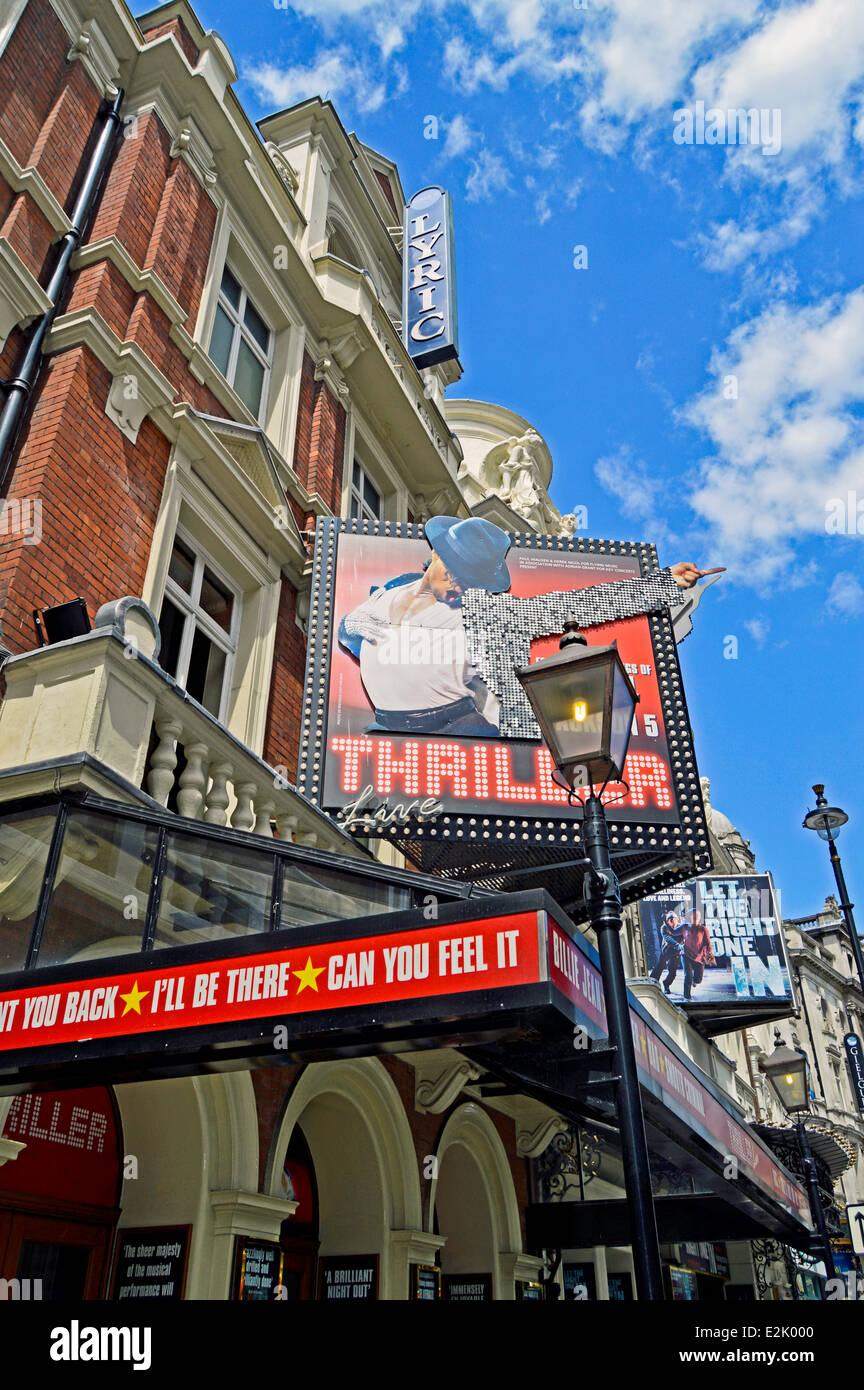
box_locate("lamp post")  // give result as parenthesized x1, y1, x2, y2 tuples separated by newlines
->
(759, 1036, 837, 1283)
(803, 786, 864, 996)
(516, 620, 665, 1302)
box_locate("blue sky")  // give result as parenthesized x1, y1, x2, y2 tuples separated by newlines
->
(183, 0, 863, 920)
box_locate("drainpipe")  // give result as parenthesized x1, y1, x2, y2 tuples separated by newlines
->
(0, 88, 124, 494)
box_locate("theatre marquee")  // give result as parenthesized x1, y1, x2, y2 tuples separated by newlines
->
(298, 517, 712, 907)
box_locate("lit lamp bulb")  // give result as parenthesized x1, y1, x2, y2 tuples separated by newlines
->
(572, 702, 587, 722)
(784, 1074, 794, 1087)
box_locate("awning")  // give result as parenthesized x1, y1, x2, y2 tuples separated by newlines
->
(0, 792, 812, 1243)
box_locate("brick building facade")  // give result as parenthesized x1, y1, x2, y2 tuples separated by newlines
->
(0, 0, 844, 1304)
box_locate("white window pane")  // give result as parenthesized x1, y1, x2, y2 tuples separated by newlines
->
(233, 339, 265, 416)
(243, 298, 270, 352)
(220, 265, 241, 309)
(209, 305, 234, 375)
(168, 537, 195, 593)
(200, 566, 234, 632)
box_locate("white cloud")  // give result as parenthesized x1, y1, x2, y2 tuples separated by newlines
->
(465, 147, 511, 200)
(743, 617, 769, 645)
(261, 0, 864, 257)
(441, 113, 478, 159)
(594, 447, 677, 550)
(692, 0, 864, 162)
(681, 287, 864, 583)
(827, 570, 864, 616)
(443, 35, 525, 93)
(244, 50, 393, 113)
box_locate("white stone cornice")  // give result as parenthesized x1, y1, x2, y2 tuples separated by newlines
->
(0, 237, 52, 350)
(243, 157, 304, 238)
(170, 406, 309, 575)
(123, 80, 223, 195)
(415, 1058, 482, 1114)
(516, 1116, 569, 1158)
(63, 15, 121, 97)
(0, 0, 27, 60)
(500, 1252, 544, 1287)
(71, 236, 186, 326)
(0, 1136, 25, 1168)
(263, 141, 299, 194)
(209, 1189, 297, 1239)
(104, 341, 175, 442)
(313, 341, 350, 401)
(389, 1229, 447, 1262)
(46, 307, 175, 438)
(168, 112, 217, 187)
(0, 138, 72, 235)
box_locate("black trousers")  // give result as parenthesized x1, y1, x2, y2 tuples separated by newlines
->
(683, 957, 704, 999)
(651, 943, 680, 988)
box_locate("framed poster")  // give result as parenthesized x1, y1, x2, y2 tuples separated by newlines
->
(231, 1238, 284, 1301)
(516, 1280, 544, 1300)
(411, 1264, 441, 1300)
(443, 1273, 493, 1301)
(298, 518, 711, 900)
(563, 1262, 596, 1300)
(319, 1255, 378, 1301)
(668, 1265, 699, 1301)
(111, 1226, 191, 1302)
(639, 873, 794, 1032)
(607, 1272, 633, 1301)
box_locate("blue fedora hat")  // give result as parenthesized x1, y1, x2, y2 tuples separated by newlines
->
(424, 515, 511, 593)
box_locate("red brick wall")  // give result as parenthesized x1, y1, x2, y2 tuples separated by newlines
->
(292, 350, 345, 516)
(262, 577, 307, 780)
(142, 157, 217, 334)
(88, 112, 173, 271)
(263, 352, 347, 775)
(0, 0, 74, 169)
(0, 52, 225, 652)
(140, 15, 201, 68)
(0, 345, 167, 652)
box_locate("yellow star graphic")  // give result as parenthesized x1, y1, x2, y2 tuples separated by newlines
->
(120, 980, 149, 1016)
(293, 957, 325, 995)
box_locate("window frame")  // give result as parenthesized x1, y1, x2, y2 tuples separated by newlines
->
(208, 265, 274, 422)
(160, 528, 242, 724)
(349, 459, 384, 525)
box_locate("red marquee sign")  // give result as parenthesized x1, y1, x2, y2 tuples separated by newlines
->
(0, 892, 808, 1229)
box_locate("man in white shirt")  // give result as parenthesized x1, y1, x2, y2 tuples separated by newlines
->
(339, 516, 720, 737)
(339, 516, 509, 735)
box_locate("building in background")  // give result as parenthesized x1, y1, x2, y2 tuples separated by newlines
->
(0, 0, 848, 1301)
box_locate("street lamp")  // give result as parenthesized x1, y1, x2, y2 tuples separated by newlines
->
(759, 1035, 837, 1282)
(803, 785, 864, 996)
(516, 620, 665, 1302)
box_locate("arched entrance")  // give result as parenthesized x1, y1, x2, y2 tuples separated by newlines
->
(268, 1058, 423, 1300)
(431, 1103, 525, 1301)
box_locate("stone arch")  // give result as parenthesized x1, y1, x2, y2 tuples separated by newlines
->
(430, 1102, 524, 1299)
(267, 1058, 422, 1299)
(114, 1070, 260, 1299)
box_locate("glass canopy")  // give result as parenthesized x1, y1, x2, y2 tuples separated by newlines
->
(0, 794, 474, 977)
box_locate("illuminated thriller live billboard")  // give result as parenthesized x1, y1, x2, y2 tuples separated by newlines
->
(298, 518, 712, 895)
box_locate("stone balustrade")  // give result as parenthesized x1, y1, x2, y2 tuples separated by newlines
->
(0, 602, 359, 858)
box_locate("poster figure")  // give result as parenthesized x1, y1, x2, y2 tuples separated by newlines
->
(682, 908, 716, 1002)
(338, 515, 721, 739)
(649, 910, 685, 994)
(639, 875, 792, 1006)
